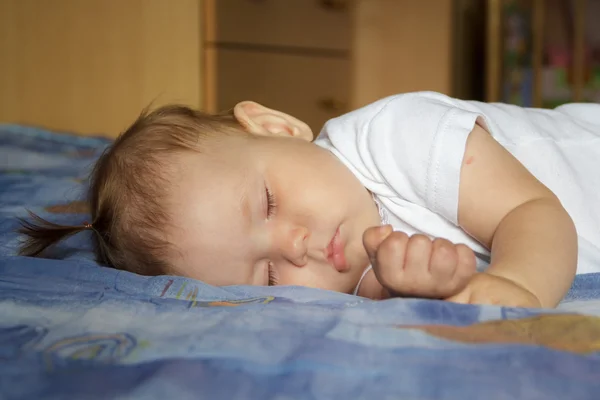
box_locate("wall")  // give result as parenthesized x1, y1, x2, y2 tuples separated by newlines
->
(0, 0, 202, 137)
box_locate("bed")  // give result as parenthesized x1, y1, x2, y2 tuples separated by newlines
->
(1, 124, 600, 400)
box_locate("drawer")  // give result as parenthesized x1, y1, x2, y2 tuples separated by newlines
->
(206, 0, 352, 51)
(210, 48, 350, 133)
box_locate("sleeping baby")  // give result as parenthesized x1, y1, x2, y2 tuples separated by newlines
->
(18, 92, 600, 308)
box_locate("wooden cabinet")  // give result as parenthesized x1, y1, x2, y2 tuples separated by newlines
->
(208, 0, 352, 51)
(203, 0, 354, 133)
(204, 0, 455, 134)
(0, 0, 455, 137)
(209, 48, 350, 133)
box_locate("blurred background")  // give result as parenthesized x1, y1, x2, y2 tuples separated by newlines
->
(0, 0, 598, 138)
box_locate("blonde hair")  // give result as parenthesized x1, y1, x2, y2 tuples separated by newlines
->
(19, 105, 241, 275)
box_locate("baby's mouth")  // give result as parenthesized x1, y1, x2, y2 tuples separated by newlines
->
(325, 226, 349, 273)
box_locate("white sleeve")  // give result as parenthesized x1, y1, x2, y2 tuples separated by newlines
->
(317, 92, 484, 225)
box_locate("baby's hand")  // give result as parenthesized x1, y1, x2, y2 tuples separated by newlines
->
(363, 225, 476, 299)
(446, 272, 542, 308)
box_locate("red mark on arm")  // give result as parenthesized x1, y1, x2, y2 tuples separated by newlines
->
(465, 156, 475, 165)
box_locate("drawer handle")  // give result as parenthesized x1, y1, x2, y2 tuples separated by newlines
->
(318, 97, 346, 112)
(319, 0, 349, 11)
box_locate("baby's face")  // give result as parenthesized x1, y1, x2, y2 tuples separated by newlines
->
(167, 128, 381, 294)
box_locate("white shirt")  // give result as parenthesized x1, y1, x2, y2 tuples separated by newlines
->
(314, 91, 600, 274)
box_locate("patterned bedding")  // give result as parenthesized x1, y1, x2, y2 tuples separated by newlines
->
(1, 124, 600, 400)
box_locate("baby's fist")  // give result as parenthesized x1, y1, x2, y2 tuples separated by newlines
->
(363, 225, 476, 299)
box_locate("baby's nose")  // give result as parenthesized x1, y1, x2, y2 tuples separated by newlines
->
(280, 226, 309, 266)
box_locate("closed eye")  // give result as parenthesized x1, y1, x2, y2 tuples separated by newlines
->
(267, 262, 279, 286)
(266, 186, 277, 218)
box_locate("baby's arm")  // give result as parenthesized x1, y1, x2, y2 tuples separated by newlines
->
(452, 123, 577, 308)
(363, 123, 576, 307)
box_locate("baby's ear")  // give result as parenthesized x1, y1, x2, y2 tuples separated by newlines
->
(233, 101, 313, 141)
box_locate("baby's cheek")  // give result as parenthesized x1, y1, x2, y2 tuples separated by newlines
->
(349, 238, 371, 267)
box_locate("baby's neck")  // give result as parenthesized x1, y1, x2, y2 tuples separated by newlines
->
(356, 269, 389, 300)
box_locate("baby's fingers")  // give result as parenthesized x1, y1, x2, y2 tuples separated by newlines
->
(370, 231, 411, 293)
(453, 244, 477, 288)
(428, 238, 461, 297)
(362, 225, 393, 260)
(429, 240, 476, 297)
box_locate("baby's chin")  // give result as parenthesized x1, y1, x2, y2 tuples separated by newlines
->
(314, 268, 367, 295)
(273, 268, 356, 294)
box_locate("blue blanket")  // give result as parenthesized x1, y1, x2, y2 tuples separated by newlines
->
(2, 124, 600, 400)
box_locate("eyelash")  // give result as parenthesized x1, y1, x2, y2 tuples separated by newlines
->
(266, 187, 277, 218)
(267, 262, 278, 286)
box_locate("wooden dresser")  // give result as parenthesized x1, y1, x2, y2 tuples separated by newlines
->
(204, 0, 455, 133)
(0, 0, 455, 137)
